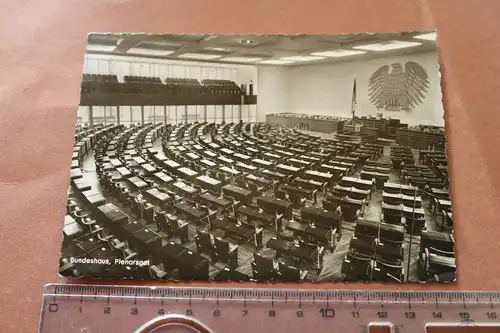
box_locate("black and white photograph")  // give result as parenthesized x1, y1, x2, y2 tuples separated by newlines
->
(60, 32, 455, 283)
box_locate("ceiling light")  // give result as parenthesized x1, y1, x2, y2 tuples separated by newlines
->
(239, 39, 255, 45)
(258, 60, 296, 65)
(127, 48, 175, 56)
(310, 49, 366, 57)
(205, 47, 228, 52)
(280, 56, 326, 62)
(177, 53, 222, 60)
(220, 57, 263, 63)
(353, 40, 422, 51)
(86, 44, 116, 52)
(413, 32, 437, 41)
(142, 41, 182, 47)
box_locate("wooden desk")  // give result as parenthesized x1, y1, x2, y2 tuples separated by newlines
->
(222, 184, 253, 205)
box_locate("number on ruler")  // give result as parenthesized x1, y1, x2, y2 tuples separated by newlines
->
(213, 309, 220, 317)
(351, 311, 360, 318)
(432, 312, 443, 319)
(377, 312, 388, 319)
(487, 312, 497, 319)
(459, 312, 470, 320)
(319, 308, 335, 318)
(405, 312, 416, 319)
(296, 311, 303, 318)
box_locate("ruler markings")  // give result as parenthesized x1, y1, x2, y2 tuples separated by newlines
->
(39, 284, 500, 333)
(41, 285, 500, 306)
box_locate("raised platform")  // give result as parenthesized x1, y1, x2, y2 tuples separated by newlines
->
(266, 114, 344, 133)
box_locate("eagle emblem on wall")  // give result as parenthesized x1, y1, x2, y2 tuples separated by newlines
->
(368, 61, 430, 111)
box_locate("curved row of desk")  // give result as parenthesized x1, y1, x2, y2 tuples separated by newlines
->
(60, 120, 455, 282)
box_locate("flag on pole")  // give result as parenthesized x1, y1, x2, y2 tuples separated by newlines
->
(351, 78, 357, 118)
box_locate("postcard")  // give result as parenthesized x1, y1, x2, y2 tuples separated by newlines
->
(60, 32, 455, 282)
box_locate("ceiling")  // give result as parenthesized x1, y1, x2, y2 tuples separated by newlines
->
(86, 32, 438, 66)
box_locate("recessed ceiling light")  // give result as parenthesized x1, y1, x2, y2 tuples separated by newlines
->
(142, 41, 182, 48)
(353, 40, 422, 51)
(220, 57, 263, 63)
(310, 49, 366, 57)
(413, 32, 437, 41)
(258, 60, 296, 65)
(177, 53, 222, 60)
(127, 48, 175, 56)
(239, 39, 255, 45)
(280, 55, 326, 62)
(205, 47, 228, 52)
(86, 44, 116, 52)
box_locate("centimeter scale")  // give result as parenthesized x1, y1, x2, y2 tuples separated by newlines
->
(39, 284, 500, 333)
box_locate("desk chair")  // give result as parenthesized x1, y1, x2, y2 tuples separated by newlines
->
(404, 217, 426, 236)
(382, 210, 402, 225)
(143, 177, 155, 187)
(72, 207, 90, 224)
(97, 229, 114, 245)
(154, 211, 167, 232)
(149, 264, 168, 279)
(248, 182, 261, 194)
(277, 261, 307, 282)
(375, 241, 404, 263)
(349, 235, 375, 258)
(110, 238, 126, 250)
(115, 241, 138, 260)
(59, 256, 80, 277)
(213, 237, 238, 268)
(195, 230, 213, 255)
(341, 251, 373, 281)
(372, 259, 404, 282)
(118, 184, 130, 202)
(341, 204, 359, 223)
(275, 190, 286, 200)
(66, 199, 78, 214)
(130, 197, 142, 217)
(251, 253, 276, 281)
(154, 182, 169, 192)
(143, 205, 155, 224)
(169, 219, 189, 243)
(321, 199, 338, 212)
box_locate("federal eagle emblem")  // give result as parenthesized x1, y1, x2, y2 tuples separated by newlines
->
(368, 61, 430, 111)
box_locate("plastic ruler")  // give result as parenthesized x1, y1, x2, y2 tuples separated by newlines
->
(38, 284, 500, 333)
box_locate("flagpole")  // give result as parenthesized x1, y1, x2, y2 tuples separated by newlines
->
(351, 78, 357, 119)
